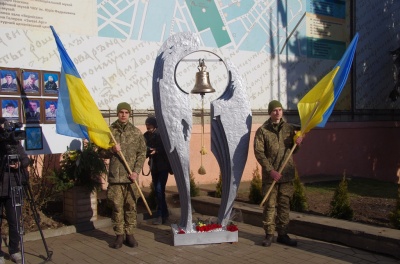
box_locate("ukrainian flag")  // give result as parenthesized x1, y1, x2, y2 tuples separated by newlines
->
(297, 33, 359, 136)
(51, 26, 112, 149)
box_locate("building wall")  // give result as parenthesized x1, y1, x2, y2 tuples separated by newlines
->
(294, 121, 400, 182)
(138, 120, 400, 188)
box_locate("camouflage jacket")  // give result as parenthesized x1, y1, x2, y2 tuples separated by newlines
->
(253, 118, 299, 183)
(100, 121, 146, 184)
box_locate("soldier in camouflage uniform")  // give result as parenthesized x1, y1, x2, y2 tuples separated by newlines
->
(254, 100, 303, 247)
(99, 102, 146, 249)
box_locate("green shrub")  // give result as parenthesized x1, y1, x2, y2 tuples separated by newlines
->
(290, 170, 308, 212)
(190, 170, 200, 197)
(215, 172, 222, 198)
(27, 154, 62, 216)
(329, 174, 354, 220)
(248, 165, 262, 204)
(389, 184, 400, 229)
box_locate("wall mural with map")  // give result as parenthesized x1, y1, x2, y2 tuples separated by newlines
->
(0, 0, 399, 117)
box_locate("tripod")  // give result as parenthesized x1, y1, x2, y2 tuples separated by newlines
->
(1, 154, 53, 263)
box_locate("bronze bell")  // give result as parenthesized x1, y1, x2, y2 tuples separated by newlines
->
(191, 59, 216, 95)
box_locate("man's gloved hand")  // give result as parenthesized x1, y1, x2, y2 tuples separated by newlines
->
(270, 170, 282, 182)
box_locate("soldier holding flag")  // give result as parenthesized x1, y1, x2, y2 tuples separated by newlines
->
(254, 100, 303, 247)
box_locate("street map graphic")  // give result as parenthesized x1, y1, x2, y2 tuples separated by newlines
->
(98, 0, 305, 53)
(97, 0, 346, 59)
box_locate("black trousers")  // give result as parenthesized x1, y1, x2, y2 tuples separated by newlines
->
(0, 196, 21, 256)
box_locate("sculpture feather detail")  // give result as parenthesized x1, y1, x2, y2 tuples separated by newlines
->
(211, 60, 252, 226)
(152, 32, 199, 232)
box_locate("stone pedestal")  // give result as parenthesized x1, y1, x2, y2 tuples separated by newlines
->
(63, 186, 97, 224)
(171, 224, 238, 246)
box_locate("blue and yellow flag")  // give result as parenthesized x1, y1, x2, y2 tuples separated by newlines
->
(297, 33, 359, 136)
(51, 26, 112, 149)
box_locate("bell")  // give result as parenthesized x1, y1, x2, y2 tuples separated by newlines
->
(191, 59, 216, 95)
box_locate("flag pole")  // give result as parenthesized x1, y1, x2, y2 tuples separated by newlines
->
(259, 102, 320, 207)
(109, 133, 152, 216)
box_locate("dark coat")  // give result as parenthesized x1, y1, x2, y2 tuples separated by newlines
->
(143, 129, 171, 175)
(0, 142, 30, 196)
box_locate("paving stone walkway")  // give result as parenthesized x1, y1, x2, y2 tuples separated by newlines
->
(15, 213, 399, 264)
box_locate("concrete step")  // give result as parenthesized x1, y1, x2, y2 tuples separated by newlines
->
(191, 195, 400, 260)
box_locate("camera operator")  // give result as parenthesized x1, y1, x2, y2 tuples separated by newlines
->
(0, 117, 29, 264)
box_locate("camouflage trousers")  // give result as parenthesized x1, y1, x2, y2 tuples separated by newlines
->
(107, 183, 138, 235)
(262, 181, 294, 235)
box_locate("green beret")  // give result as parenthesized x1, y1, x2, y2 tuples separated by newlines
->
(117, 102, 131, 113)
(268, 100, 283, 114)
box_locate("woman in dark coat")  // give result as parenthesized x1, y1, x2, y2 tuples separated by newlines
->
(143, 117, 172, 225)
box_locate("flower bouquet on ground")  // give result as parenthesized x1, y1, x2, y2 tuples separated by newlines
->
(171, 217, 239, 246)
(226, 222, 238, 232)
(195, 218, 222, 232)
(224, 209, 242, 232)
(173, 217, 239, 235)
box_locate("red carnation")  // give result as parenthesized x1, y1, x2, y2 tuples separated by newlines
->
(226, 224, 238, 232)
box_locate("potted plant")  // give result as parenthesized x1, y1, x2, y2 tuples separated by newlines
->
(55, 141, 107, 192)
(54, 141, 107, 224)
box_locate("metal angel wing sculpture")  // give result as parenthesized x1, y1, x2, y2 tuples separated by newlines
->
(211, 60, 252, 226)
(153, 32, 252, 232)
(152, 32, 198, 232)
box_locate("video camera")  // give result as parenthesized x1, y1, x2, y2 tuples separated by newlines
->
(0, 120, 25, 141)
(0, 120, 26, 155)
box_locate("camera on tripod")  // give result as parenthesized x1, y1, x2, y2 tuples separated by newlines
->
(0, 120, 26, 155)
(0, 120, 25, 141)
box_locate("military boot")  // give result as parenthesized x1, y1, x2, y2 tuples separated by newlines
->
(125, 234, 139, 248)
(262, 234, 274, 247)
(277, 234, 297, 247)
(111, 235, 124, 249)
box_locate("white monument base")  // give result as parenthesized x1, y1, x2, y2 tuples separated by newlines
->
(171, 224, 238, 246)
